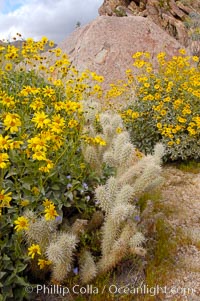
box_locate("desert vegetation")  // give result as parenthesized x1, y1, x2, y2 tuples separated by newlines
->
(0, 35, 199, 301)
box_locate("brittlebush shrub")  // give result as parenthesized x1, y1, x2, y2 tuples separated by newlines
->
(122, 50, 200, 161)
(0, 36, 105, 300)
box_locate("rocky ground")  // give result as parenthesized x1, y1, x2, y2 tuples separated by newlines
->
(161, 167, 200, 301)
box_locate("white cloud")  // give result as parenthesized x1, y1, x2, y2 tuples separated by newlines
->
(0, 0, 102, 43)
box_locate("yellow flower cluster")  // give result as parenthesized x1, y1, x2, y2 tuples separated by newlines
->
(28, 244, 52, 269)
(81, 135, 106, 146)
(0, 80, 84, 173)
(122, 50, 200, 157)
(0, 190, 12, 215)
(106, 82, 127, 99)
(43, 199, 58, 220)
(121, 109, 139, 122)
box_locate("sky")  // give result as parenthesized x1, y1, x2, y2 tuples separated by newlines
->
(0, 0, 102, 43)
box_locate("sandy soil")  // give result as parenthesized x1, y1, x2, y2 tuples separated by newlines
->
(161, 167, 200, 301)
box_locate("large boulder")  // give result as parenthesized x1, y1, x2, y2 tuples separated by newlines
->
(58, 16, 183, 86)
(98, 0, 200, 47)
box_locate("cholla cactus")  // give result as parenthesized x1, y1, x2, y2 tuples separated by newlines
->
(23, 212, 85, 283)
(79, 251, 97, 284)
(82, 99, 101, 124)
(103, 131, 136, 176)
(83, 144, 102, 173)
(22, 109, 164, 284)
(46, 232, 78, 282)
(97, 221, 136, 274)
(24, 211, 58, 250)
(82, 108, 126, 175)
(86, 111, 165, 277)
(101, 203, 136, 256)
(46, 232, 77, 265)
(51, 263, 70, 283)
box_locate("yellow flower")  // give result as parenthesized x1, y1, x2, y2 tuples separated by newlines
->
(157, 52, 166, 60)
(26, 37, 34, 44)
(54, 101, 65, 111)
(43, 198, 52, 207)
(167, 141, 174, 146)
(32, 150, 47, 161)
(135, 148, 144, 159)
(49, 66, 55, 73)
(146, 66, 152, 73)
(132, 52, 143, 59)
(20, 86, 39, 96)
(163, 97, 170, 102)
(177, 116, 187, 123)
(192, 117, 200, 129)
(0, 153, 9, 168)
(39, 160, 54, 173)
(131, 112, 139, 119)
(144, 52, 150, 58)
(38, 259, 51, 269)
(31, 186, 40, 195)
(192, 56, 199, 62)
(54, 48, 62, 57)
(94, 136, 106, 146)
(173, 99, 183, 109)
(50, 114, 65, 133)
(51, 134, 64, 150)
(179, 49, 186, 55)
(154, 93, 161, 100)
(3, 113, 21, 133)
(154, 84, 160, 90)
(0, 95, 15, 108)
(28, 244, 41, 259)
(20, 199, 30, 207)
(42, 86, 55, 98)
(49, 40, 54, 47)
(28, 136, 48, 152)
(68, 119, 78, 129)
(0, 135, 12, 150)
(30, 98, 45, 111)
(32, 111, 50, 128)
(160, 110, 167, 116)
(9, 140, 23, 150)
(53, 79, 63, 87)
(14, 216, 29, 231)
(144, 83, 150, 88)
(133, 60, 146, 68)
(182, 106, 191, 115)
(44, 203, 58, 220)
(116, 127, 122, 134)
(156, 123, 162, 129)
(5, 63, 13, 71)
(0, 190, 12, 210)
(187, 127, 196, 136)
(94, 75, 104, 82)
(41, 36, 48, 44)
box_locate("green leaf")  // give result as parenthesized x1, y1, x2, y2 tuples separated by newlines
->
(22, 182, 31, 190)
(51, 184, 60, 190)
(15, 276, 29, 286)
(5, 169, 18, 178)
(65, 191, 73, 201)
(14, 262, 27, 273)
